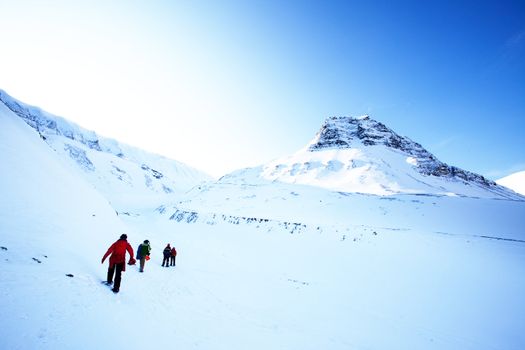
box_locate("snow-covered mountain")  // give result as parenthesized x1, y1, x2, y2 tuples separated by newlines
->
(0, 89, 212, 210)
(159, 115, 524, 242)
(254, 116, 519, 199)
(497, 170, 525, 196)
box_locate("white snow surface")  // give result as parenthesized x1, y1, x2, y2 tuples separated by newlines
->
(1, 97, 525, 350)
(497, 170, 525, 196)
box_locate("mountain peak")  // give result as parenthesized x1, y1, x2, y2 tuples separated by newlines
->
(256, 115, 520, 199)
(308, 115, 412, 152)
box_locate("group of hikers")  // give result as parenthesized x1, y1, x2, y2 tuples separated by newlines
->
(101, 234, 177, 293)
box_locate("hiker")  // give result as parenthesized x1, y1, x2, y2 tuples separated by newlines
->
(162, 244, 171, 267)
(170, 246, 177, 266)
(101, 234, 135, 293)
(136, 239, 151, 272)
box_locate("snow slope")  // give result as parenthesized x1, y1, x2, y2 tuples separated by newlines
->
(163, 175, 525, 241)
(497, 170, 525, 196)
(0, 89, 212, 210)
(0, 99, 129, 348)
(128, 215, 525, 350)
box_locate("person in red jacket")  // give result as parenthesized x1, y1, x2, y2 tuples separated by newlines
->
(102, 234, 135, 293)
(170, 246, 177, 266)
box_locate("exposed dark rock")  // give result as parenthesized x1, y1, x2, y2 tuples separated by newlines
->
(151, 169, 164, 179)
(167, 207, 307, 234)
(86, 140, 102, 151)
(155, 205, 167, 214)
(141, 164, 164, 180)
(64, 144, 95, 171)
(169, 209, 198, 223)
(162, 185, 173, 193)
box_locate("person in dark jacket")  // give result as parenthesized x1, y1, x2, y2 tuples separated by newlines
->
(162, 244, 171, 267)
(102, 234, 135, 293)
(170, 246, 177, 266)
(136, 240, 151, 272)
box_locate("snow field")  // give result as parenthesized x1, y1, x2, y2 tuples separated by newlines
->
(3, 213, 525, 349)
(115, 215, 525, 350)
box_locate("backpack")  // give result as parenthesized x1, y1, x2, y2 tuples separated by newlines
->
(137, 243, 150, 259)
(140, 244, 150, 256)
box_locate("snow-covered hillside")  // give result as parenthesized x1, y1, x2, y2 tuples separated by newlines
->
(162, 177, 525, 241)
(497, 170, 525, 196)
(0, 98, 128, 347)
(0, 89, 212, 210)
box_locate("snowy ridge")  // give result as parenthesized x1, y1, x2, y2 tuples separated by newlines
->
(0, 89, 212, 209)
(0, 89, 111, 153)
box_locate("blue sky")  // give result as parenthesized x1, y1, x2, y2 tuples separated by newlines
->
(0, 0, 523, 178)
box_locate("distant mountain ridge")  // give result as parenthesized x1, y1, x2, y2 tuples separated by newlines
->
(0, 89, 212, 209)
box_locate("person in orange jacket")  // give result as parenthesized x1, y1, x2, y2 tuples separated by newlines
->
(102, 234, 135, 293)
(170, 246, 177, 266)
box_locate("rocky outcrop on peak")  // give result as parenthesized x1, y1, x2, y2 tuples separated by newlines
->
(310, 116, 431, 156)
(308, 116, 500, 190)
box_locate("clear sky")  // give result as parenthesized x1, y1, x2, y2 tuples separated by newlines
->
(1, 0, 524, 178)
